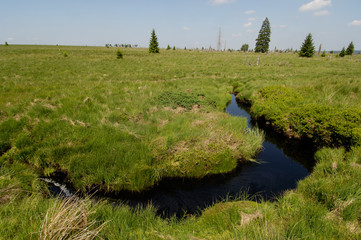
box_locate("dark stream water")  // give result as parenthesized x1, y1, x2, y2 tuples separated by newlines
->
(46, 94, 315, 217)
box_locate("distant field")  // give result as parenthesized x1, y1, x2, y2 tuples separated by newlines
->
(0, 45, 360, 239)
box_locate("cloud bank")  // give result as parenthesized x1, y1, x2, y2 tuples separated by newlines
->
(348, 20, 361, 26)
(299, 0, 331, 12)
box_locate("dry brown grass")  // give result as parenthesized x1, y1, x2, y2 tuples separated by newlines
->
(39, 196, 106, 240)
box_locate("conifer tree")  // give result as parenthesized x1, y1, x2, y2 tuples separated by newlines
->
(346, 41, 354, 55)
(339, 47, 346, 57)
(255, 17, 271, 53)
(299, 33, 315, 57)
(166, 45, 171, 50)
(149, 29, 160, 53)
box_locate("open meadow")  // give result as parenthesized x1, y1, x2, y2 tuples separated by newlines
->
(1, 45, 361, 239)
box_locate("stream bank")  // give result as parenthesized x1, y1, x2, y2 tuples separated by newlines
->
(45, 94, 315, 217)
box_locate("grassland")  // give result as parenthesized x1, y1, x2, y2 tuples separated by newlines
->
(0, 45, 263, 192)
(1, 45, 361, 239)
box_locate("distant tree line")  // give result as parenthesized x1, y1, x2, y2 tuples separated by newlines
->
(105, 44, 139, 48)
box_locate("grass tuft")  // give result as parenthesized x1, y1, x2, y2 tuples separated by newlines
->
(39, 196, 106, 240)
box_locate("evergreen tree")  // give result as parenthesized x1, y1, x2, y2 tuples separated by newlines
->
(149, 29, 160, 53)
(299, 33, 315, 57)
(173, 46, 176, 50)
(5, 41, 8, 46)
(346, 41, 354, 55)
(255, 17, 271, 53)
(339, 47, 346, 57)
(166, 45, 171, 50)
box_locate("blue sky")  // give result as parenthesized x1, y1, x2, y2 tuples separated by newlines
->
(1, 0, 360, 50)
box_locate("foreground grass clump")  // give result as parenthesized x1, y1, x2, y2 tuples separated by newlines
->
(40, 196, 106, 240)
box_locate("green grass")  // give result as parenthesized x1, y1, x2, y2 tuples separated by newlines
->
(0, 46, 361, 239)
(0, 45, 263, 192)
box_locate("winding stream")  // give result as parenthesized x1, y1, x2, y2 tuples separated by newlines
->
(46, 94, 315, 217)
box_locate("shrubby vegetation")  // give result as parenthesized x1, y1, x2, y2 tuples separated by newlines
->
(249, 86, 361, 147)
(346, 41, 354, 56)
(339, 47, 346, 57)
(116, 49, 123, 59)
(241, 44, 249, 52)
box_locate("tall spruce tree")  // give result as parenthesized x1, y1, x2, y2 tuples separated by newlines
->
(299, 33, 315, 57)
(149, 29, 160, 53)
(255, 17, 271, 53)
(346, 41, 354, 55)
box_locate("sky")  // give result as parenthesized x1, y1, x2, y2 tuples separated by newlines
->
(1, 0, 360, 51)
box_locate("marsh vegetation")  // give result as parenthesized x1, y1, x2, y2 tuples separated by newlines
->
(0, 45, 360, 239)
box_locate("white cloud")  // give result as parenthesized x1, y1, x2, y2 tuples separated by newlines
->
(7, 37, 13, 41)
(183, 26, 191, 31)
(248, 17, 256, 21)
(279, 25, 287, 28)
(232, 33, 242, 37)
(314, 10, 330, 16)
(348, 20, 361, 26)
(209, 0, 235, 5)
(246, 29, 253, 33)
(243, 22, 252, 27)
(299, 0, 331, 12)
(244, 10, 255, 15)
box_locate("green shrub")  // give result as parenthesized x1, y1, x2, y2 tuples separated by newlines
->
(116, 50, 123, 59)
(339, 47, 346, 57)
(251, 86, 361, 147)
(63, 51, 68, 57)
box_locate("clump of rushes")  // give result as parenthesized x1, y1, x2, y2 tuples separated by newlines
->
(40, 196, 106, 240)
(63, 51, 68, 57)
(116, 50, 123, 59)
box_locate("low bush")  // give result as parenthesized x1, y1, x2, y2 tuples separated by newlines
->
(251, 86, 361, 147)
